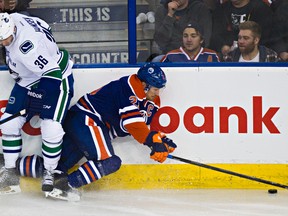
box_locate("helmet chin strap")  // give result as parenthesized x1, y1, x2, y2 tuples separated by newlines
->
(11, 32, 16, 42)
(12, 26, 17, 39)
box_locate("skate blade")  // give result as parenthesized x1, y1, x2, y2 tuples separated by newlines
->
(0, 185, 21, 195)
(46, 188, 81, 202)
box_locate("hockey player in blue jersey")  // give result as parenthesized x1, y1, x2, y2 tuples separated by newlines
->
(13, 62, 177, 201)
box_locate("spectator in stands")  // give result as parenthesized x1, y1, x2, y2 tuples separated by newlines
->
(203, 0, 217, 12)
(269, 0, 288, 61)
(161, 23, 220, 62)
(154, 0, 212, 54)
(0, 0, 31, 15)
(210, 0, 273, 59)
(223, 21, 279, 62)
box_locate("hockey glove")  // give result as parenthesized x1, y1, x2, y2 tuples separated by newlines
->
(162, 136, 177, 153)
(26, 88, 46, 120)
(144, 131, 169, 163)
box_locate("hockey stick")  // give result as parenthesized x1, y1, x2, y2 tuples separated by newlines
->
(168, 154, 288, 189)
(0, 109, 26, 125)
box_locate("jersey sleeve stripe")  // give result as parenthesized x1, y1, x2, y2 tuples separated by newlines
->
(123, 117, 145, 126)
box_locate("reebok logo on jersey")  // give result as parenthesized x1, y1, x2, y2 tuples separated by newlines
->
(27, 91, 43, 99)
(20, 40, 34, 54)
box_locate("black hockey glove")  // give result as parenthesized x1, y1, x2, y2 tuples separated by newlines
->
(26, 88, 46, 120)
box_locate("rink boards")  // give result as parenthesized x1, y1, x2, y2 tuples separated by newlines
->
(1, 65, 288, 189)
(20, 163, 288, 191)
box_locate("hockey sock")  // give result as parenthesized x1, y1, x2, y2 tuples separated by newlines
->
(42, 139, 62, 170)
(16, 154, 44, 178)
(2, 135, 22, 168)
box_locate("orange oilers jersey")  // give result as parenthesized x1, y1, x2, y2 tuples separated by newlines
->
(161, 47, 220, 63)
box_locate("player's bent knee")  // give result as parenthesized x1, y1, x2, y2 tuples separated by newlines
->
(41, 119, 65, 143)
(0, 113, 26, 135)
(68, 155, 122, 188)
(96, 155, 122, 176)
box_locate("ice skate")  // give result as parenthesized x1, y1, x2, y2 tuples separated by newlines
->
(47, 171, 81, 202)
(42, 169, 54, 193)
(0, 167, 21, 195)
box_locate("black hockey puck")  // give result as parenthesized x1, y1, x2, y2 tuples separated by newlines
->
(268, 189, 277, 194)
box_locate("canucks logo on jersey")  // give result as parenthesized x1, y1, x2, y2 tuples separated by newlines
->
(20, 40, 34, 54)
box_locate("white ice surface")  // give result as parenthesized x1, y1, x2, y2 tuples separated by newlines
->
(1, 189, 288, 216)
